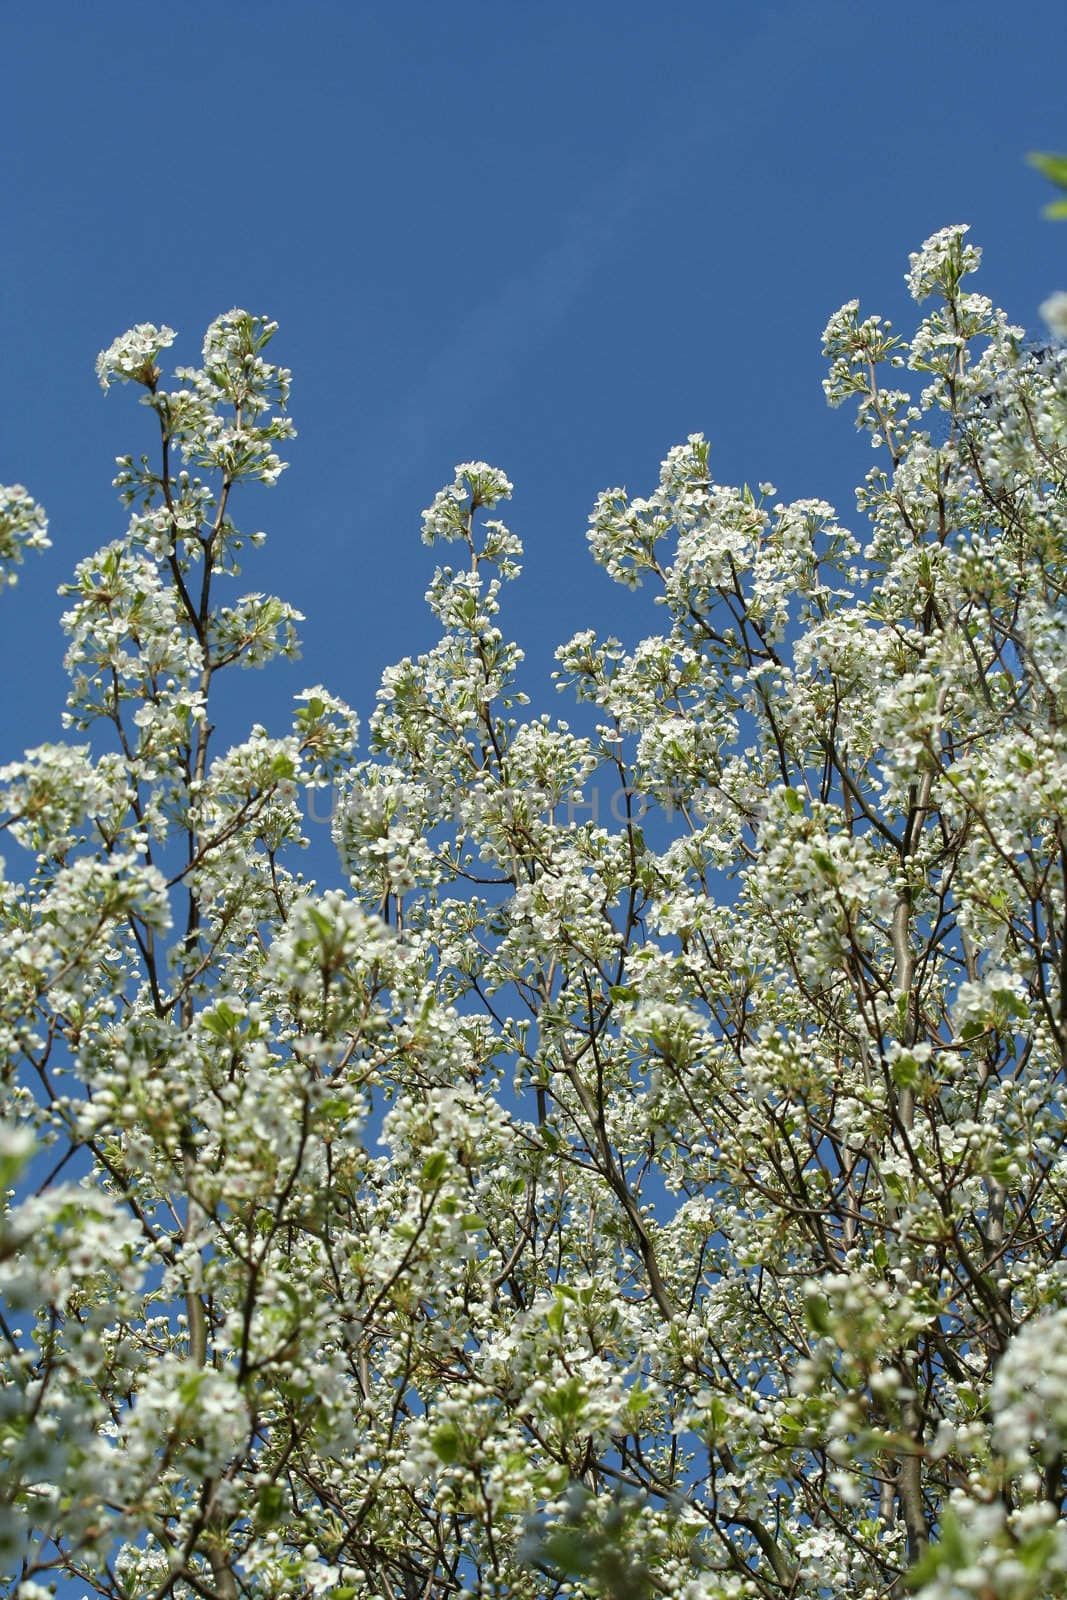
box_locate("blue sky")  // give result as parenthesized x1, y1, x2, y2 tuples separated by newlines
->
(3, 0, 1066, 882)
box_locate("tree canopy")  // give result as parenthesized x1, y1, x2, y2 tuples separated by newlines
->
(4, 226, 1067, 1600)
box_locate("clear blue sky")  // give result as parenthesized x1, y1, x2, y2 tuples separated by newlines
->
(2, 0, 1065, 882)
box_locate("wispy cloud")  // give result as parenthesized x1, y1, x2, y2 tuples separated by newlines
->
(363, 0, 836, 482)
(362, 117, 709, 477)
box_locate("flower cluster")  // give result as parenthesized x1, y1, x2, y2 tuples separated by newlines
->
(95, 321, 176, 389)
(6, 237, 1067, 1599)
(0, 485, 50, 586)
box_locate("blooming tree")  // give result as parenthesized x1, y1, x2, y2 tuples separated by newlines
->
(4, 228, 1067, 1600)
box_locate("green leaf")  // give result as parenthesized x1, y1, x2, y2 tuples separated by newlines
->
(884, 1170, 908, 1203)
(201, 1000, 241, 1039)
(891, 1053, 919, 1089)
(609, 984, 638, 1004)
(316, 1095, 353, 1122)
(1029, 151, 1067, 189)
(906, 1507, 969, 1589)
(783, 785, 805, 814)
(420, 1150, 448, 1186)
(255, 1482, 286, 1527)
(992, 986, 1028, 1020)
(1018, 1528, 1060, 1573)
(986, 1153, 1015, 1185)
(955, 1383, 978, 1414)
(430, 1422, 462, 1463)
(541, 1528, 595, 1579)
(702, 1395, 729, 1439)
(306, 905, 334, 943)
(625, 1382, 651, 1416)
(811, 846, 836, 878)
(805, 1294, 832, 1336)
(177, 1369, 203, 1406)
(544, 1376, 584, 1421)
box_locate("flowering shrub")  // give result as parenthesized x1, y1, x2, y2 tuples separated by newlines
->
(4, 228, 1067, 1598)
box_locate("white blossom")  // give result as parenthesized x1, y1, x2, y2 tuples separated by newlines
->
(95, 321, 176, 390)
(6, 241, 1067, 1599)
